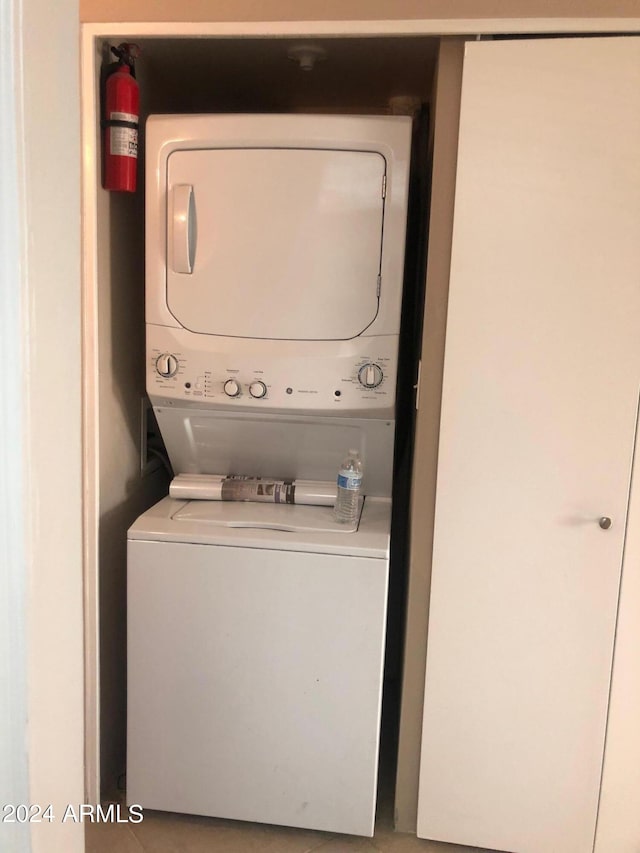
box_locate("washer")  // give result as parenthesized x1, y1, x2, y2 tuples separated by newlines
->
(128, 497, 390, 835)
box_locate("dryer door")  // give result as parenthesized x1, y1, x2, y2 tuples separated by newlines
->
(165, 147, 386, 340)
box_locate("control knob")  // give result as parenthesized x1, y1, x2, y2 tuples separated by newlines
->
(224, 379, 241, 397)
(358, 363, 384, 389)
(249, 381, 267, 399)
(155, 353, 178, 378)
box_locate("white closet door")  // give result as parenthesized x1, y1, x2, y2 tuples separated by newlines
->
(418, 37, 640, 853)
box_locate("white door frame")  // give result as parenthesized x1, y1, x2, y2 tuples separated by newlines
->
(0, 0, 31, 844)
(1, 0, 85, 852)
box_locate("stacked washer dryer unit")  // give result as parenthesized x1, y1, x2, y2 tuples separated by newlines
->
(127, 114, 411, 837)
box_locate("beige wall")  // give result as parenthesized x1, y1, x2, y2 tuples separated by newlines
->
(83, 40, 170, 797)
(80, 0, 640, 23)
(94, 185, 169, 795)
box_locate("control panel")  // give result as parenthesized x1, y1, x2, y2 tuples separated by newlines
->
(147, 325, 398, 417)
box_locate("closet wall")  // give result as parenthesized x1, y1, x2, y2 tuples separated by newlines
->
(83, 25, 436, 801)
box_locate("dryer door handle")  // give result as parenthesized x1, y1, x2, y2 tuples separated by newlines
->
(171, 184, 196, 274)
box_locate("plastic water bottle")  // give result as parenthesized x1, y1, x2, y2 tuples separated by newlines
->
(334, 449, 363, 524)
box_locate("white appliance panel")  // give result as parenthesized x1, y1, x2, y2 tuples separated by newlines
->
(127, 539, 389, 836)
(147, 325, 398, 418)
(146, 114, 411, 340)
(166, 148, 385, 341)
(153, 408, 395, 497)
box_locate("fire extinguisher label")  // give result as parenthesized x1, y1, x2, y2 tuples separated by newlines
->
(109, 111, 138, 158)
(110, 127, 138, 158)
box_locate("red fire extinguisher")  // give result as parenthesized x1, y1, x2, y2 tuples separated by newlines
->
(103, 43, 141, 193)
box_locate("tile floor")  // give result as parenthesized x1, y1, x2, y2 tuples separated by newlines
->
(86, 692, 495, 853)
(85, 799, 489, 853)
(86, 767, 492, 853)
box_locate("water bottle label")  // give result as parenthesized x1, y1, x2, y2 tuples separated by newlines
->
(338, 473, 362, 490)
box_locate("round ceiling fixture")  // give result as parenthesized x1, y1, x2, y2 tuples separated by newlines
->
(287, 44, 327, 72)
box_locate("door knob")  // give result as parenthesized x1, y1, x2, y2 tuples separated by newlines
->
(599, 517, 612, 530)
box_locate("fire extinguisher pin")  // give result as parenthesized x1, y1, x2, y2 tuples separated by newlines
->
(111, 42, 142, 73)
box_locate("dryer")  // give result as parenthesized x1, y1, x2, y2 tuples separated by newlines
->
(127, 114, 412, 836)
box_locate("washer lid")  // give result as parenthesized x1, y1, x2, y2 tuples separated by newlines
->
(128, 496, 391, 558)
(166, 147, 386, 340)
(172, 498, 361, 534)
